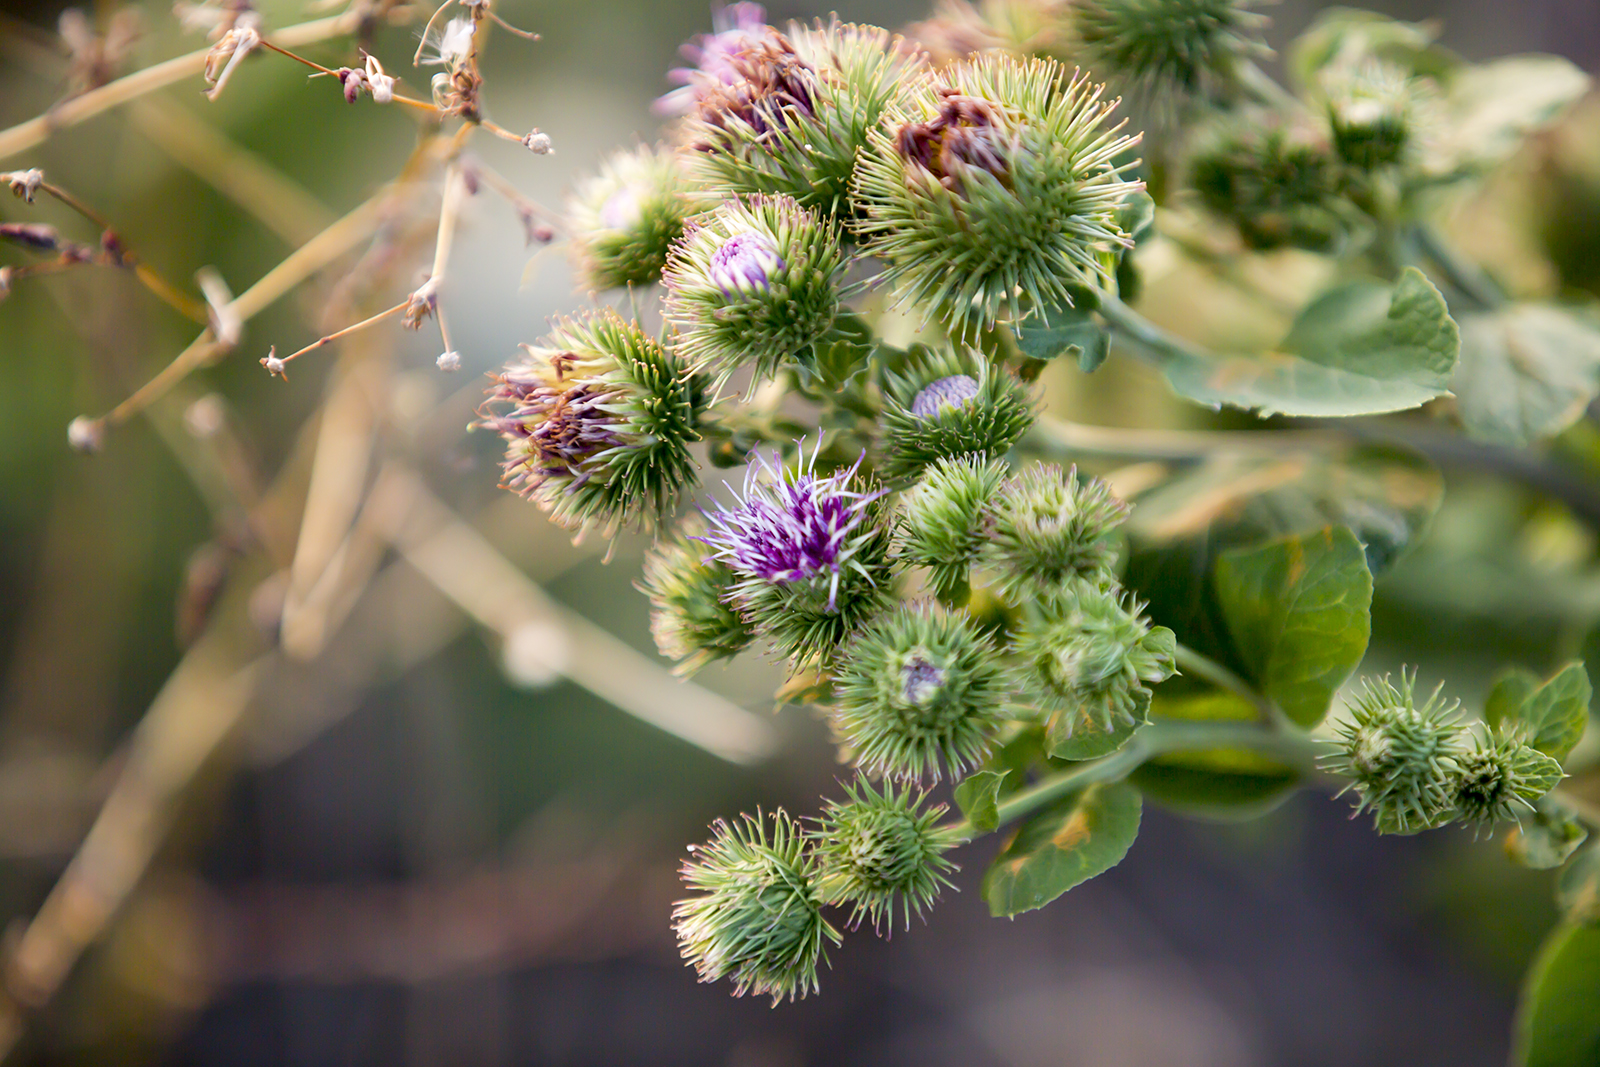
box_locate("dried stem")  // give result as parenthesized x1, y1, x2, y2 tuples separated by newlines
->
(265, 299, 409, 377)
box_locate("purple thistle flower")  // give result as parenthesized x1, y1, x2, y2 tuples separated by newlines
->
(700, 445, 883, 611)
(707, 231, 784, 296)
(910, 374, 981, 419)
(654, 3, 771, 117)
(480, 352, 631, 502)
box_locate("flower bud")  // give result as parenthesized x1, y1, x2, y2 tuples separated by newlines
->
(985, 464, 1129, 598)
(853, 55, 1143, 334)
(898, 454, 1009, 606)
(878, 345, 1034, 484)
(700, 446, 895, 663)
(1013, 585, 1176, 733)
(673, 810, 840, 1003)
(830, 602, 1008, 781)
(567, 144, 699, 290)
(811, 777, 958, 931)
(1324, 672, 1463, 835)
(479, 311, 706, 534)
(1070, 0, 1267, 112)
(685, 21, 926, 220)
(663, 194, 846, 384)
(1452, 726, 1564, 831)
(1323, 59, 1428, 172)
(1189, 118, 1345, 252)
(639, 519, 756, 674)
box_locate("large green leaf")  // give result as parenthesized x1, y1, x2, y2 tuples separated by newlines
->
(1437, 57, 1590, 175)
(1487, 662, 1593, 761)
(1213, 526, 1374, 728)
(1515, 922, 1600, 1067)
(982, 782, 1142, 917)
(1454, 304, 1600, 446)
(1162, 268, 1459, 417)
(1557, 845, 1600, 926)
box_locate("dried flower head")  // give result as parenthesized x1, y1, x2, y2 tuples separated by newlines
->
(985, 464, 1129, 598)
(811, 778, 959, 931)
(830, 602, 1008, 781)
(567, 144, 699, 290)
(1323, 671, 1464, 835)
(663, 194, 846, 384)
(639, 519, 757, 675)
(686, 20, 927, 219)
(674, 810, 840, 1003)
(478, 311, 705, 534)
(853, 55, 1142, 333)
(700, 445, 895, 663)
(878, 346, 1035, 484)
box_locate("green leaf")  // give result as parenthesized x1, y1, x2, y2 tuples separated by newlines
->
(1213, 526, 1374, 729)
(1523, 663, 1592, 760)
(1514, 922, 1600, 1067)
(1288, 9, 1456, 91)
(1015, 303, 1111, 372)
(1455, 304, 1600, 446)
(1437, 57, 1590, 176)
(1130, 749, 1299, 821)
(1508, 798, 1590, 870)
(1486, 667, 1544, 733)
(982, 782, 1142, 917)
(1162, 268, 1459, 417)
(1557, 845, 1600, 926)
(1046, 693, 1147, 761)
(953, 770, 1009, 833)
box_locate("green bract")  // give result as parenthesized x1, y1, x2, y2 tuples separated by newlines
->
(638, 520, 756, 675)
(897, 454, 1009, 606)
(853, 54, 1143, 333)
(1451, 726, 1564, 831)
(830, 602, 1009, 781)
(986, 463, 1129, 598)
(878, 346, 1035, 484)
(566, 143, 699, 290)
(684, 21, 924, 219)
(1324, 673, 1463, 835)
(662, 194, 846, 385)
(811, 777, 959, 931)
(479, 311, 706, 534)
(673, 811, 840, 1002)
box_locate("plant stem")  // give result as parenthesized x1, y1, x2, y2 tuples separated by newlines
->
(1413, 225, 1504, 312)
(1095, 292, 1211, 370)
(1174, 642, 1280, 723)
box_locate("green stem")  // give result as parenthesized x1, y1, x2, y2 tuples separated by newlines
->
(1174, 643, 1281, 724)
(1235, 60, 1308, 116)
(1413, 225, 1504, 312)
(1095, 293, 1210, 370)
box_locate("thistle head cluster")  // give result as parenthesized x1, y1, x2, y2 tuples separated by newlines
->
(684, 20, 926, 219)
(1450, 726, 1563, 832)
(479, 312, 705, 534)
(853, 54, 1143, 333)
(879, 346, 1036, 484)
(810, 778, 959, 931)
(673, 810, 840, 1003)
(830, 602, 1009, 781)
(1324, 673, 1462, 835)
(638, 521, 755, 675)
(985, 463, 1130, 597)
(1069, 0, 1267, 113)
(897, 454, 1009, 605)
(567, 144, 699, 290)
(662, 195, 846, 384)
(699, 446, 894, 663)
(1012, 585, 1177, 733)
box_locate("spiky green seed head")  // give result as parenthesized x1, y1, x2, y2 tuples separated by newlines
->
(479, 311, 705, 534)
(1012, 585, 1175, 733)
(1070, 0, 1267, 114)
(852, 54, 1143, 334)
(830, 602, 1009, 781)
(638, 519, 756, 675)
(985, 464, 1129, 599)
(662, 194, 846, 386)
(879, 346, 1035, 485)
(673, 810, 841, 1003)
(1322, 59, 1430, 172)
(1189, 117, 1346, 252)
(898, 454, 1010, 605)
(810, 777, 959, 932)
(566, 144, 701, 290)
(1324, 672, 1463, 835)
(685, 21, 927, 220)
(1452, 726, 1564, 831)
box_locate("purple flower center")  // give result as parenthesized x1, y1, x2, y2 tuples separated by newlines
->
(900, 656, 948, 706)
(910, 374, 980, 419)
(708, 231, 784, 297)
(654, 3, 771, 116)
(700, 449, 881, 610)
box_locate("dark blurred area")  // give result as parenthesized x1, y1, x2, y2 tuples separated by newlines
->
(0, 0, 1598, 1065)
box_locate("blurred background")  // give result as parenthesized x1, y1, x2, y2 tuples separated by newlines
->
(1, 0, 1599, 1064)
